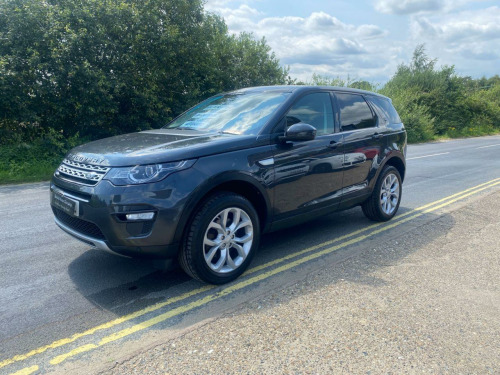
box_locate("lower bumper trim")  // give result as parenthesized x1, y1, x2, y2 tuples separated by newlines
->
(54, 216, 129, 257)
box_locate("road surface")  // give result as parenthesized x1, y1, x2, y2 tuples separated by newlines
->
(1, 135, 500, 374)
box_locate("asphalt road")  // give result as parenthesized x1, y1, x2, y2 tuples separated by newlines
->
(1, 135, 500, 374)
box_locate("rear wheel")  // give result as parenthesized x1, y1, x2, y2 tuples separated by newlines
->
(362, 166, 402, 222)
(179, 192, 260, 284)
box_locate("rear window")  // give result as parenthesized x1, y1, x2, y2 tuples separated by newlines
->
(367, 96, 401, 124)
(336, 93, 376, 131)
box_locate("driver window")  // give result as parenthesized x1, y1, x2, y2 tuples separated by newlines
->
(286, 93, 334, 136)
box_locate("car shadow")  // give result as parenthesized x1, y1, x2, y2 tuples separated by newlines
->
(67, 250, 193, 315)
(67, 204, 441, 318)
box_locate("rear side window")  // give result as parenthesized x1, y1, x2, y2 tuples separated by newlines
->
(368, 96, 401, 124)
(336, 93, 376, 131)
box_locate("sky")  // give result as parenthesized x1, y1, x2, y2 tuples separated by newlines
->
(204, 0, 500, 84)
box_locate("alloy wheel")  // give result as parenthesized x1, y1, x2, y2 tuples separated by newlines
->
(203, 207, 254, 274)
(379, 172, 400, 215)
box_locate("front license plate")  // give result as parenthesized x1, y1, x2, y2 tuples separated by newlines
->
(51, 191, 79, 217)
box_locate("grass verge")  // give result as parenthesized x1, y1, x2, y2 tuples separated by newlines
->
(0, 143, 62, 184)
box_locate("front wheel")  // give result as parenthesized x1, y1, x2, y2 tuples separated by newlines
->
(179, 192, 260, 284)
(362, 166, 402, 222)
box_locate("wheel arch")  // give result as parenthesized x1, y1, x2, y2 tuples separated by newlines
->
(379, 153, 406, 182)
(173, 172, 272, 246)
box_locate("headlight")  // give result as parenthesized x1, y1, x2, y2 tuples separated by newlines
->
(105, 160, 196, 185)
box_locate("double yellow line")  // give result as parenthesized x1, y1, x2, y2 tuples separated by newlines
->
(4, 177, 500, 374)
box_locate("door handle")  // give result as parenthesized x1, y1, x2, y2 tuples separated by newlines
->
(328, 140, 343, 148)
(372, 133, 383, 139)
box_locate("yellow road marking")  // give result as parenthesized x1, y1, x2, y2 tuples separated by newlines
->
(49, 179, 500, 365)
(246, 177, 500, 275)
(370, 180, 500, 235)
(49, 344, 97, 366)
(8, 365, 39, 375)
(0, 286, 214, 370)
(1, 177, 499, 370)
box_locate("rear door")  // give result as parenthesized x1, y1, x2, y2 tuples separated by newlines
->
(333, 92, 385, 205)
(271, 91, 344, 221)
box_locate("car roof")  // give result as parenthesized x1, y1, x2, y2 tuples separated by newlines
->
(232, 85, 389, 100)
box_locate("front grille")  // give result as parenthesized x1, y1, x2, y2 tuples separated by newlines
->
(55, 159, 110, 186)
(52, 207, 106, 240)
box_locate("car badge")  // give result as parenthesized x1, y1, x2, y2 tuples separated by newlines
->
(85, 172, 98, 180)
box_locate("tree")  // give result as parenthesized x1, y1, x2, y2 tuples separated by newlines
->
(381, 45, 471, 141)
(0, 0, 290, 143)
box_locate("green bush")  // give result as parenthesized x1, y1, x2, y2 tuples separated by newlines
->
(380, 45, 500, 142)
(396, 103, 435, 143)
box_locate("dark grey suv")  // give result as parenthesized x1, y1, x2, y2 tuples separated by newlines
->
(50, 86, 406, 284)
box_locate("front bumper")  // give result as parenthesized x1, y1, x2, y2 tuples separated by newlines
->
(49, 172, 193, 259)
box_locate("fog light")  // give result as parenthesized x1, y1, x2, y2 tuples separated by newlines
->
(125, 212, 155, 221)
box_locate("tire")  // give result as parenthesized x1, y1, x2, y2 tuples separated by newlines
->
(178, 192, 260, 284)
(362, 166, 402, 222)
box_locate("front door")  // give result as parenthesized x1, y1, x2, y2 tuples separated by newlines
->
(272, 92, 344, 221)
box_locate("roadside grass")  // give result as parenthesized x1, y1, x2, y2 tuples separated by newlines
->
(0, 160, 58, 184)
(440, 125, 500, 140)
(0, 129, 85, 185)
(0, 142, 68, 185)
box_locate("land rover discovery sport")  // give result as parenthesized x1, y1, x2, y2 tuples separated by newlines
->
(50, 86, 406, 284)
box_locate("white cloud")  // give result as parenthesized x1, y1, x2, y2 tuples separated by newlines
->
(410, 6, 500, 74)
(412, 7, 500, 43)
(205, 3, 263, 33)
(375, 0, 445, 15)
(204, 0, 499, 82)
(357, 24, 389, 39)
(374, 0, 485, 15)
(216, 4, 262, 18)
(205, 3, 395, 82)
(304, 12, 346, 30)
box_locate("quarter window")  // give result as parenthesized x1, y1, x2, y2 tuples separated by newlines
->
(336, 93, 376, 131)
(368, 96, 401, 124)
(286, 93, 334, 136)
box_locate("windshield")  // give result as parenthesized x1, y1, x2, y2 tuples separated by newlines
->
(164, 91, 291, 135)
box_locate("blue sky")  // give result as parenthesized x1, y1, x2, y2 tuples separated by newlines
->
(205, 0, 500, 84)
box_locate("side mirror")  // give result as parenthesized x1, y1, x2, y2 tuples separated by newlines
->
(281, 123, 316, 142)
